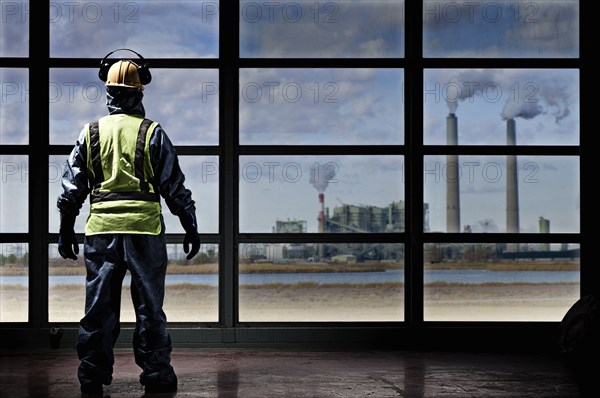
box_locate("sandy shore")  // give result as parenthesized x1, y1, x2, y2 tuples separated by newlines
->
(1, 282, 580, 323)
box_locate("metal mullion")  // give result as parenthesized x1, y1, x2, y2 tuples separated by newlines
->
(50, 145, 222, 156)
(0, 145, 29, 155)
(238, 145, 406, 156)
(163, 234, 220, 246)
(424, 233, 581, 244)
(0, 58, 29, 67)
(45, 233, 222, 246)
(423, 145, 580, 156)
(0, 233, 29, 243)
(48, 58, 220, 69)
(219, 0, 239, 329)
(172, 146, 221, 156)
(405, 0, 425, 330)
(239, 58, 405, 69)
(28, 1, 50, 328)
(421, 58, 580, 69)
(237, 233, 406, 244)
(579, 1, 595, 299)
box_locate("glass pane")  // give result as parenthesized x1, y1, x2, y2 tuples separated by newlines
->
(50, 1, 219, 58)
(0, 155, 28, 232)
(164, 242, 219, 322)
(240, 68, 404, 145)
(163, 156, 219, 234)
(48, 243, 85, 322)
(240, 0, 405, 58)
(0, 68, 29, 144)
(49, 243, 219, 322)
(50, 68, 219, 145)
(0, 243, 28, 322)
(49, 155, 218, 234)
(424, 243, 580, 321)
(0, 0, 29, 57)
(424, 155, 579, 233)
(424, 69, 579, 145)
(239, 243, 404, 321)
(423, 0, 579, 58)
(240, 155, 405, 233)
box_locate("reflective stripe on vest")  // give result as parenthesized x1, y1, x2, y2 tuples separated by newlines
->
(85, 114, 162, 235)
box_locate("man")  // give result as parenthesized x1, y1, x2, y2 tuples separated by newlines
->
(57, 50, 200, 395)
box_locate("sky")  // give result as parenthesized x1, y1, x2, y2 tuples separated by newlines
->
(0, 0, 580, 58)
(0, 0, 581, 235)
(423, 0, 579, 58)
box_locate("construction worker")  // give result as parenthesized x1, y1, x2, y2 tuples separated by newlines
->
(56, 49, 200, 395)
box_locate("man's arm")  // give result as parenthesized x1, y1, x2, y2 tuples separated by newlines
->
(150, 125, 200, 260)
(56, 128, 90, 260)
(57, 128, 91, 216)
(150, 125, 196, 217)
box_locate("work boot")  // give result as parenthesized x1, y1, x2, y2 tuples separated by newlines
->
(80, 382, 103, 396)
(144, 375, 178, 393)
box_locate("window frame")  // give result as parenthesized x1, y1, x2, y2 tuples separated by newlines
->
(0, 1, 593, 349)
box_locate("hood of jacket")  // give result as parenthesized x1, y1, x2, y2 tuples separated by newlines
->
(106, 86, 146, 117)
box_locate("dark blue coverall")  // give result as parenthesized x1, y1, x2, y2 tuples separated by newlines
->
(56, 86, 199, 391)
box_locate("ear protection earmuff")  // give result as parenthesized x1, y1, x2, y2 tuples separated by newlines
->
(98, 48, 152, 85)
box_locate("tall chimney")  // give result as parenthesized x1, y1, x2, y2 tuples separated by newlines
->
(506, 119, 519, 234)
(446, 113, 460, 233)
(539, 217, 550, 251)
(318, 193, 325, 233)
(318, 193, 325, 258)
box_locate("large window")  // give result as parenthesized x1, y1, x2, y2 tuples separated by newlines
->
(419, 1, 582, 322)
(0, 1, 589, 344)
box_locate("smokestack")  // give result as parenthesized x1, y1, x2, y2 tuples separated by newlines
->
(318, 193, 325, 258)
(446, 113, 460, 233)
(539, 217, 550, 251)
(318, 193, 325, 234)
(506, 119, 519, 234)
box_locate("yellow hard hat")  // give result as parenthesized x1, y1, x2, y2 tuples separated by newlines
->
(105, 60, 144, 89)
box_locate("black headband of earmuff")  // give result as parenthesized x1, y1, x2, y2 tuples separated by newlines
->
(98, 48, 151, 85)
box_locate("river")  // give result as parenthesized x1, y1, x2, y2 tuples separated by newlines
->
(0, 269, 580, 287)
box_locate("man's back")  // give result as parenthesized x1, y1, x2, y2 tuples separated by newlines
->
(84, 113, 163, 235)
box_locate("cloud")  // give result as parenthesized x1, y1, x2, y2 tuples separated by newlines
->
(239, 68, 403, 145)
(0, 3, 29, 57)
(240, 0, 404, 57)
(424, 0, 579, 58)
(0, 69, 29, 144)
(505, 2, 579, 56)
(44, 68, 219, 145)
(48, 2, 219, 57)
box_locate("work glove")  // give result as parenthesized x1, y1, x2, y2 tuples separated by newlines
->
(58, 213, 79, 260)
(179, 212, 200, 260)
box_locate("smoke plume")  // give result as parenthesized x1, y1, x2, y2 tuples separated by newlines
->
(476, 219, 499, 233)
(500, 101, 543, 120)
(444, 69, 572, 125)
(446, 70, 499, 114)
(539, 83, 571, 123)
(310, 163, 337, 193)
(501, 78, 571, 123)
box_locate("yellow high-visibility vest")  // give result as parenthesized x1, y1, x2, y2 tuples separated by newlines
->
(84, 114, 162, 235)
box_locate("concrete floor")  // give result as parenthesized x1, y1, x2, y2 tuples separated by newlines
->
(0, 348, 590, 397)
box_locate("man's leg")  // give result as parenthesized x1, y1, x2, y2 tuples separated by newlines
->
(76, 234, 127, 389)
(125, 233, 177, 390)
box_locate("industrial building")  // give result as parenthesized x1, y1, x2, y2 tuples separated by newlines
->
(325, 200, 428, 233)
(272, 219, 307, 233)
(315, 200, 429, 233)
